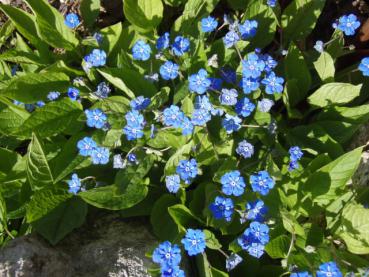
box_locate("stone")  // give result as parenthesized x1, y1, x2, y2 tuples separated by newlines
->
(350, 122, 369, 187)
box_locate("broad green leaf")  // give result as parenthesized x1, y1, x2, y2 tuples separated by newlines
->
(0, 103, 30, 135)
(164, 0, 186, 6)
(281, 210, 305, 237)
(313, 52, 335, 83)
(1, 72, 70, 103)
(150, 87, 170, 109)
(316, 120, 360, 144)
(32, 197, 87, 245)
(0, 147, 21, 173)
(265, 235, 291, 259)
(168, 204, 202, 231)
(80, 0, 100, 28)
(0, 50, 46, 65)
(338, 204, 369, 254)
(147, 129, 187, 149)
(26, 133, 54, 190)
(26, 187, 72, 223)
(0, 20, 15, 47)
(16, 98, 83, 137)
(308, 83, 362, 108)
(24, 0, 79, 50)
(123, 0, 163, 33)
(317, 104, 369, 124)
(164, 141, 194, 175)
(0, 192, 6, 232)
(282, 0, 326, 42)
(204, 229, 222, 250)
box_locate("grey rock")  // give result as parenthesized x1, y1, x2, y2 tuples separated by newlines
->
(350, 122, 369, 187)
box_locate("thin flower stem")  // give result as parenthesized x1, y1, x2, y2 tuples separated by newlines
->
(242, 124, 266, 128)
(234, 45, 243, 61)
(217, 248, 229, 258)
(285, 232, 296, 263)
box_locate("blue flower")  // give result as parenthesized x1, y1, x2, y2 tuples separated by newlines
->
(242, 53, 265, 78)
(157, 32, 170, 51)
(67, 173, 81, 194)
(189, 69, 211, 94)
(93, 32, 103, 45)
(209, 196, 234, 222)
(221, 170, 246, 196)
(241, 77, 260, 94)
(127, 153, 138, 164)
(91, 147, 110, 165)
(246, 243, 265, 258)
(289, 146, 303, 161)
(95, 82, 111, 98)
(239, 221, 270, 245)
(152, 241, 181, 268)
(77, 137, 97, 156)
(316, 261, 342, 277)
(336, 14, 360, 36)
(85, 109, 107, 129)
(258, 99, 274, 112)
(245, 200, 268, 222)
(84, 49, 107, 67)
(223, 30, 240, 48)
(267, 0, 276, 7)
(64, 13, 80, 28)
(288, 160, 299, 171)
(163, 105, 185, 128)
(239, 20, 258, 39)
(113, 154, 124, 169)
(195, 95, 213, 112)
(359, 57, 369, 76)
(220, 68, 237, 84)
(125, 110, 145, 127)
(160, 61, 180, 80)
(219, 89, 238, 106)
(123, 125, 144, 141)
(209, 77, 223, 91)
(222, 114, 242, 134)
(236, 140, 254, 159)
(314, 40, 324, 53)
(235, 97, 255, 117)
(181, 229, 206, 256)
(67, 87, 79, 101)
(261, 72, 284, 94)
(225, 253, 243, 272)
(47, 91, 60, 101)
(36, 101, 45, 108)
(176, 159, 198, 183)
(201, 16, 218, 32)
(130, 96, 151, 110)
(25, 104, 35, 112)
(172, 36, 190, 56)
(165, 174, 181, 193)
(250, 171, 275, 196)
(132, 40, 151, 61)
(290, 272, 313, 277)
(191, 109, 211, 126)
(261, 54, 277, 72)
(161, 265, 185, 277)
(179, 116, 194, 136)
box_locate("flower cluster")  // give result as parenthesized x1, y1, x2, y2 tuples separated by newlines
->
(123, 104, 147, 141)
(237, 221, 270, 258)
(152, 241, 184, 276)
(333, 14, 360, 36)
(77, 137, 110, 165)
(288, 146, 303, 171)
(291, 261, 342, 277)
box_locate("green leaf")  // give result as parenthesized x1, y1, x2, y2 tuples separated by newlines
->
(80, 0, 100, 28)
(0, 192, 7, 232)
(265, 235, 291, 259)
(1, 72, 70, 103)
(281, 210, 305, 237)
(317, 104, 369, 124)
(0, 50, 46, 65)
(24, 0, 79, 50)
(150, 87, 170, 109)
(123, 0, 163, 33)
(98, 68, 157, 99)
(26, 133, 54, 190)
(204, 229, 222, 250)
(163, 0, 186, 7)
(313, 52, 335, 83)
(0, 103, 30, 135)
(338, 204, 369, 254)
(164, 141, 194, 175)
(168, 204, 202, 231)
(33, 197, 87, 245)
(147, 129, 187, 149)
(0, 20, 15, 47)
(308, 83, 362, 108)
(282, 0, 326, 42)
(16, 98, 83, 137)
(26, 187, 72, 223)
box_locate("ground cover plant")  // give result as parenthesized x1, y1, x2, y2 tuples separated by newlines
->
(0, 0, 369, 276)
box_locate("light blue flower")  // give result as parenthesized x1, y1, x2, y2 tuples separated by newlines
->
(239, 20, 258, 39)
(241, 77, 260, 94)
(47, 91, 60, 101)
(235, 97, 255, 117)
(132, 40, 151, 61)
(189, 69, 211, 94)
(314, 40, 324, 53)
(316, 261, 342, 277)
(64, 13, 80, 28)
(172, 36, 190, 56)
(242, 53, 265, 78)
(84, 49, 107, 67)
(67, 173, 81, 194)
(77, 137, 97, 156)
(222, 114, 242, 134)
(250, 171, 274, 196)
(176, 159, 198, 183)
(236, 140, 254, 159)
(163, 105, 185, 128)
(219, 89, 238, 106)
(359, 57, 369, 76)
(191, 109, 211, 126)
(223, 30, 240, 48)
(165, 174, 181, 193)
(336, 14, 360, 36)
(181, 229, 206, 256)
(85, 109, 107, 129)
(261, 72, 284, 94)
(160, 61, 180, 80)
(91, 147, 110, 165)
(152, 241, 182, 268)
(201, 16, 218, 32)
(258, 99, 274, 112)
(221, 170, 246, 196)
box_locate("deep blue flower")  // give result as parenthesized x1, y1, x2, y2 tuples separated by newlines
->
(261, 72, 284, 94)
(250, 171, 275, 196)
(201, 16, 218, 32)
(172, 36, 190, 56)
(85, 109, 107, 129)
(242, 53, 265, 78)
(288, 160, 299, 172)
(67, 173, 81, 194)
(176, 159, 198, 183)
(261, 54, 277, 72)
(244, 221, 270, 244)
(77, 137, 97, 157)
(225, 253, 243, 272)
(161, 265, 185, 277)
(235, 97, 255, 117)
(289, 146, 303, 161)
(236, 140, 254, 159)
(314, 40, 324, 53)
(84, 49, 107, 67)
(91, 147, 110, 165)
(130, 96, 151, 110)
(195, 95, 213, 112)
(223, 30, 240, 48)
(64, 13, 80, 28)
(241, 77, 260, 94)
(36, 101, 45, 108)
(258, 99, 274, 112)
(359, 57, 369, 76)
(157, 32, 170, 51)
(221, 170, 246, 196)
(245, 200, 268, 222)
(316, 262, 342, 277)
(179, 117, 194, 136)
(163, 105, 185, 128)
(181, 229, 206, 256)
(209, 77, 223, 91)
(127, 153, 137, 164)
(68, 87, 79, 101)
(336, 14, 360, 36)
(125, 110, 145, 127)
(152, 241, 182, 268)
(220, 68, 237, 84)
(132, 40, 151, 61)
(222, 114, 242, 134)
(123, 124, 144, 141)
(290, 272, 313, 277)
(267, 0, 276, 7)
(47, 91, 60, 101)
(165, 174, 181, 193)
(209, 196, 234, 222)
(219, 89, 238, 106)
(95, 82, 111, 98)
(239, 20, 258, 39)
(189, 69, 211, 94)
(160, 61, 180, 80)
